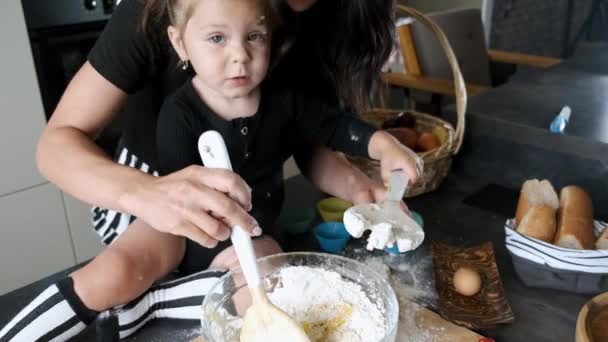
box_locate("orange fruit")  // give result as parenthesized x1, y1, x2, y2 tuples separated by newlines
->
(417, 132, 441, 152)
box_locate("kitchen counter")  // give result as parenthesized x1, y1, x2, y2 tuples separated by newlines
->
(445, 44, 608, 213)
(0, 173, 595, 341)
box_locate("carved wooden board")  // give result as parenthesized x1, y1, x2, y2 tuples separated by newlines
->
(432, 241, 515, 330)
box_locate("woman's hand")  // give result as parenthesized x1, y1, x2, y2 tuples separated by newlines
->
(345, 168, 385, 205)
(119, 165, 260, 248)
(368, 131, 424, 186)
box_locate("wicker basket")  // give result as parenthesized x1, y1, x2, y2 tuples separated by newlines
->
(348, 5, 467, 198)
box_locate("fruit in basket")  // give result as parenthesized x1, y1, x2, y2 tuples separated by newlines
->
(386, 127, 418, 149)
(417, 132, 441, 152)
(381, 112, 417, 129)
(432, 126, 448, 144)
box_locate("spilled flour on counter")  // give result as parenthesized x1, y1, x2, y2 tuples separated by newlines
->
(268, 266, 385, 342)
(354, 252, 439, 342)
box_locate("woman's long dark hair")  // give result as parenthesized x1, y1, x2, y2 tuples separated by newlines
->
(323, 0, 395, 111)
(140, 0, 167, 33)
(275, 0, 395, 111)
(140, 0, 395, 111)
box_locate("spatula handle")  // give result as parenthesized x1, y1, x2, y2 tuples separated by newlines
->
(386, 169, 409, 202)
(198, 131, 261, 288)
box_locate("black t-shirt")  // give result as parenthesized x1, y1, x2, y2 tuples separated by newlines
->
(88, 0, 341, 170)
(157, 81, 375, 232)
(86, 0, 367, 272)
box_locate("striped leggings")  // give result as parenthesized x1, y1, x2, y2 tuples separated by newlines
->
(0, 147, 226, 341)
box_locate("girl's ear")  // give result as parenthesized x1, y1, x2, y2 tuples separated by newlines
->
(167, 26, 188, 61)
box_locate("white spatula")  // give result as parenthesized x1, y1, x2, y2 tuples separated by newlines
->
(343, 170, 424, 253)
(198, 131, 310, 342)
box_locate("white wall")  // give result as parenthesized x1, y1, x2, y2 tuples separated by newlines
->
(0, 0, 103, 294)
(399, 0, 494, 48)
(0, 0, 46, 195)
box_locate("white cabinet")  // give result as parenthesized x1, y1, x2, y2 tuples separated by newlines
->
(63, 194, 105, 263)
(0, 0, 47, 195)
(0, 0, 103, 294)
(0, 184, 76, 295)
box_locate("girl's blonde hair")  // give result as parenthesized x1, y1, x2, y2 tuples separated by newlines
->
(141, 0, 280, 34)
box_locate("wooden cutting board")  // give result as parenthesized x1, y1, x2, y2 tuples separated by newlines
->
(415, 306, 486, 341)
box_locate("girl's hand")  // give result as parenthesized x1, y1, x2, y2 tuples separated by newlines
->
(368, 131, 424, 186)
(119, 165, 260, 248)
(344, 163, 411, 214)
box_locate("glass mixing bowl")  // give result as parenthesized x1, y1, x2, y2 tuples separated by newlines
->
(200, 252, 399, 342)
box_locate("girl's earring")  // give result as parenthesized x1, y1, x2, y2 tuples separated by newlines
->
(181, 60, 189, 70)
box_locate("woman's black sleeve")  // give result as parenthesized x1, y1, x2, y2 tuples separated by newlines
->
(88, 0, 163, 94)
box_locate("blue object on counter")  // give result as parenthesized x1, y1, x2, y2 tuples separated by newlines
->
(549, 106, 571, 134)
(385, 211, 425, 255)
(314, 222, 351, 253)
(276, 207, 316, 235)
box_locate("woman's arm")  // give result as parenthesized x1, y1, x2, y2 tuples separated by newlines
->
(36, 62, 258, 239)
(37, 62, 138, 210)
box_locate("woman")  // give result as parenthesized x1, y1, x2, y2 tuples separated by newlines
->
(0, 0, 400, 341)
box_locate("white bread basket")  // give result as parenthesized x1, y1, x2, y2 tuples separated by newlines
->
(505, 219, 608, 294)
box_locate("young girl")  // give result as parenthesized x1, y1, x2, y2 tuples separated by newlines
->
(157, 0, 421, 275)
(0, 0, 416, 341)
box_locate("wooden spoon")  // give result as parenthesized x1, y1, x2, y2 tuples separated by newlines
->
(198, 131, 310, 342)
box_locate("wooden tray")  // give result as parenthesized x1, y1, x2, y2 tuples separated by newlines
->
(432, 241, 515, 330)
(576, 292, 608, 342)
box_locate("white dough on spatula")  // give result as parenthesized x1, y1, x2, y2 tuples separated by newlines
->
(343, 203, 424, 253)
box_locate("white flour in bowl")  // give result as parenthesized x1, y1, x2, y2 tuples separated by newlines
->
(268, 266, 385, 342)
(207, 266, 387, 342)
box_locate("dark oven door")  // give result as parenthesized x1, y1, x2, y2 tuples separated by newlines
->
(28, 21, 107, 120)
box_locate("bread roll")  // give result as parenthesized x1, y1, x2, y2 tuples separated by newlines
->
(515, 179, 559, 226)
(553, 186, 595, 250)
(596, 225, 608, 250)
(516, 206, 557, 242)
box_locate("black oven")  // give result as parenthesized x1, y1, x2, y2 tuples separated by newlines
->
(22, 0, 121, 154)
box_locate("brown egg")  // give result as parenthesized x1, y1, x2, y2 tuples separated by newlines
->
(453, 267, 482, 296)
(386, 127, 419, 150)
(417, 132, 441, 152)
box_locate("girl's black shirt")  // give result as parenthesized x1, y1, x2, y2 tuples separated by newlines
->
(157, 80, 375, 233)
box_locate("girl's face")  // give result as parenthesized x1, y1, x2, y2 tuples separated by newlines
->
(285, 0, 317, 11)
(169, 0, 270, 100)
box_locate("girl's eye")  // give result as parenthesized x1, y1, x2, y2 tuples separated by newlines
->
(208, 35, 224, 43)
(248, 32, 267, 42)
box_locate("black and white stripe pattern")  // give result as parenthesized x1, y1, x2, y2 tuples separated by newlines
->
(0, 285, 86, 342)
(112, 270, 226, 339)
(505, 219, 608, 273)
(92, 147, 159, 245)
